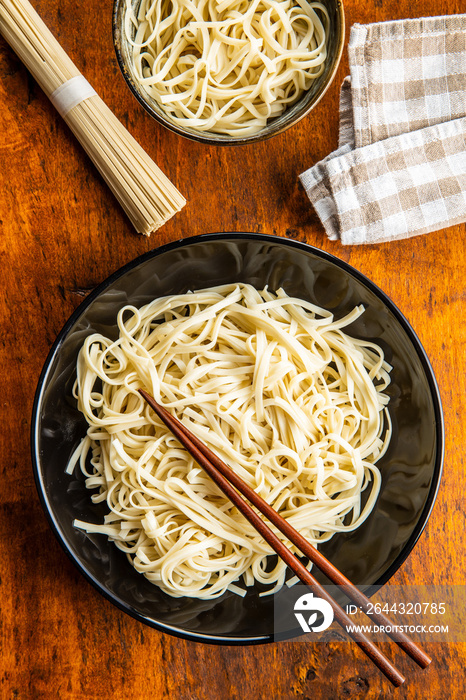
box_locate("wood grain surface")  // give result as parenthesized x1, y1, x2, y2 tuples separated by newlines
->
(1, 0, 465, 698)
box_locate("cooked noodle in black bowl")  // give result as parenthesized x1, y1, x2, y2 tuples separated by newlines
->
(31, 233, 443, 643)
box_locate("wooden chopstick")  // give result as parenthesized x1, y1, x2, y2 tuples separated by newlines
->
(139, 390, 432, 686)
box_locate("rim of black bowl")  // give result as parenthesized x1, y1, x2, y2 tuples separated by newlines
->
(31, 232, 444, 645)
(111, 0, 345, 145)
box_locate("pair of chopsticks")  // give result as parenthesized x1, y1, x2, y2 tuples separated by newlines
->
(139, 389, 431, 687)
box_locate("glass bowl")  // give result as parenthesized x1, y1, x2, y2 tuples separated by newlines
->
(31, 233, 443, 643)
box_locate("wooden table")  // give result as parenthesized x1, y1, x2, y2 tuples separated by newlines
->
(1, 0, 464, 697)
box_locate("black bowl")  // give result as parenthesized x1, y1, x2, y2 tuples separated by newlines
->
(31, 233, 443, 643)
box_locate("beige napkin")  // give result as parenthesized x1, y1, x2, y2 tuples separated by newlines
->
(299, 14, 466, 245)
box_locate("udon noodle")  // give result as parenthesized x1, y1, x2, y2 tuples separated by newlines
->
(68, 284, 392, 599)
(124, 0, 330, 136)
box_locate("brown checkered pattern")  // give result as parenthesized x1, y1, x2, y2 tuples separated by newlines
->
(300, 15, 466, 245)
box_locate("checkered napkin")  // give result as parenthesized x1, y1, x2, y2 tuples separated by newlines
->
(299, 14, 466, 245)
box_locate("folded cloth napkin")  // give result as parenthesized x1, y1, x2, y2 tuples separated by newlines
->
(300, 14, 466, 245)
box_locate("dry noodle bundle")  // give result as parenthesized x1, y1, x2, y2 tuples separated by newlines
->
(0, 0, 186, 234)
(125, 0, 330, 135)
(68, 284, 392, 600)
